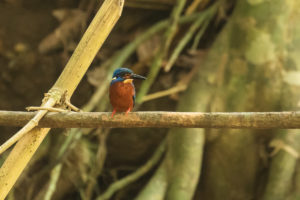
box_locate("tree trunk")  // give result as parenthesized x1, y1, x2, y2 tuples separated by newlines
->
(198, 0, 300, 200)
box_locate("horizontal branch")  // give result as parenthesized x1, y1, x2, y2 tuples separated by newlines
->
(0, 110, 300, 129)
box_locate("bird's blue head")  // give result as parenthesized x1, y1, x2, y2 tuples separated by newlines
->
(111, 68, 146, 85)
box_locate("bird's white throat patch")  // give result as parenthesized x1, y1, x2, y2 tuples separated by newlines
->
(123, 79, 133, 84)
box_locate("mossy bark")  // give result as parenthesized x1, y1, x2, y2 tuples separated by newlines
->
(262, 1, 300, 199)
(198, 0, 300, 200)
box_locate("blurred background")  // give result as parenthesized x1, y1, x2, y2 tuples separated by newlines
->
(0, 0, 300, 199)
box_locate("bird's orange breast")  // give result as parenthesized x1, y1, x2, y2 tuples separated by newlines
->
(109, 81, 135, 112)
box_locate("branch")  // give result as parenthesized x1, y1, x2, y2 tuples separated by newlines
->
(0, 111, 300, 129)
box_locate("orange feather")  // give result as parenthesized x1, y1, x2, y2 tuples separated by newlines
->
(109, 81, 135, 112)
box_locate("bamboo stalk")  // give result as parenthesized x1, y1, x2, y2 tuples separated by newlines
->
(53, 0, 123, 94)
(0, 0, 124, 198)
(0, 128, 50, 200)
(0, 111, 300, 129)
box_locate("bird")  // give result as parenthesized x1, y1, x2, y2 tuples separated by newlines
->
(109, 68, 146, 117)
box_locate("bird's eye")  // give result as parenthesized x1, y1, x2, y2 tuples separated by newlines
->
(124, 73, 130, 78)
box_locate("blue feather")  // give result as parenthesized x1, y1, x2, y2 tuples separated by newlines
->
(110, 77, 124, 85)
(112, 68, 133, 78)
(132, 85, 136, 107)
(111, 68, 134, 85)
(110, 68, 141, 108)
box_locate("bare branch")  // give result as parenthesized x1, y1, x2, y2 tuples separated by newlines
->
(0, 111, 300, 129)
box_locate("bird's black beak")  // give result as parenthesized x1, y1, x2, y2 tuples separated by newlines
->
(131, 73, 146, 80)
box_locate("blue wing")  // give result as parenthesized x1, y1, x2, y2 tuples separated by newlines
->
(132, 83, 136, 107)
(133, 94, 136, 107)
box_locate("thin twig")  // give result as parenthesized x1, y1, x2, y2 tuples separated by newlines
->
(142, 84, 187, 102)
(65, 99, 81, 112)
(26, 106, 68, 113)
(143, 62, 199, 102)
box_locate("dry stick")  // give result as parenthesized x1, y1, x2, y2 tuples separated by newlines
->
(143, 61, 199, 102)
(1, 111, 300, 129)
(96, 140, 166, 200)
(0, 0, 124, 199)
(142, 84, 187, 102)
(26, 106, 68, 113)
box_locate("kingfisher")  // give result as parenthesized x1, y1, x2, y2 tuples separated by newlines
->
(109, 68, 146, 117)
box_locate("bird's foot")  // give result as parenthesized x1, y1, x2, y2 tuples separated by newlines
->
(125, 108, 131, 116)
(111, 109, 116, 118)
